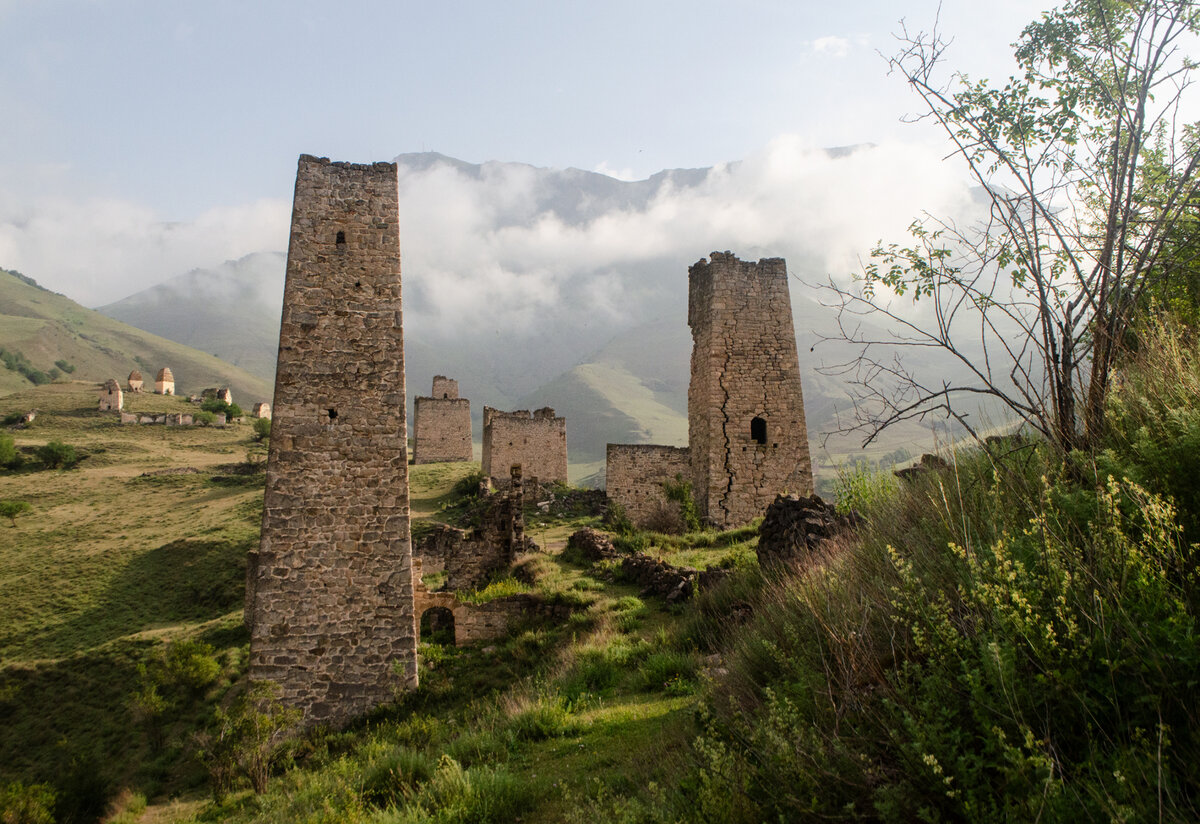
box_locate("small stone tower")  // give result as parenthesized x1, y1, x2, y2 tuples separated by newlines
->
(687, 252, 812, 527)
(247, 155, 416, 727)
(127, 370, 144, 393)
(412, 376, 472, 464)
(154, 367, 175, 395)
(481, 406, 568, 485)
(99, 378, 123, 412)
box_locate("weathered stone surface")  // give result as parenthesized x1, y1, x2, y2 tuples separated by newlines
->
(127, 371, 144, 392)
(413, 376, 472, 464)
(98, 378, 123, 412)
(481, 406, 567, 484)
(566, 527, 618, 561)
(248, 155, 416, 728)
(155, 367, 175, 395)
(604, 252, 814, 530)
(605, 444, 691, 528)
(619, 554, 728, 602)
(688, 253, 813, 527)
(252, 402, 272, 419)
(894, 452, 949, 482)
(756, 493, 859, 570)
(417, 467, 532, 590)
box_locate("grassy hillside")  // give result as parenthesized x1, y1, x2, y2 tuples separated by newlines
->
(0, 269, 272, 405)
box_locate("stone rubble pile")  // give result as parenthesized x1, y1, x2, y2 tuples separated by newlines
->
(565, 527, 618, 561)
(756, 493, 861, 570)
(619, 554, 729, 603)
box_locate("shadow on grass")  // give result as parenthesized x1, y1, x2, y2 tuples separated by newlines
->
(23, 536, 251, 658)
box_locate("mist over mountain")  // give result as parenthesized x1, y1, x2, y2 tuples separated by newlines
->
(90, 144, 986, 474)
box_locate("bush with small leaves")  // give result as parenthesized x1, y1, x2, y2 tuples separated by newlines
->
(0, 500, 31, 528)
(37, 440, 77, 469)
(252, 417, 271, 442)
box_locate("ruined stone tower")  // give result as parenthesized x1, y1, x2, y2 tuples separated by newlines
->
(481, 406, 568, 485)
(688, 252, 812, 526)
(247, 155, 417, 726)
(412, 376, 472, 464)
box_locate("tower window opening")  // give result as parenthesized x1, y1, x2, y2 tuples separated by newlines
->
(336, 230, 346, 246)
(751, 417, 767, 445)
(328, 408, 338, 422)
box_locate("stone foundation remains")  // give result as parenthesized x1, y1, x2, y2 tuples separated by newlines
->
(481, 406, 567, 484)
(416, 466, 532, 590)
(247, 155, 416, 728)
(413, 376, 472, 464)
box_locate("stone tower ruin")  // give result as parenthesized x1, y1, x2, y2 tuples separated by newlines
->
(481, 406, 568, 485)
(247, 155, 417, 726)
(412, 376, 472, 464)
(606, 252, 813, 529)
(688, 252, 812, 525)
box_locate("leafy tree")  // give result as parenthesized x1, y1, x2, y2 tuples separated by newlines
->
(251, 417, 271, 442)
(820, 0, 1200, 452)
(0, 500, 31, 528)
(0, 434, 19, 469)
(36, 440, 77, 469)
(195, 681, 299, 800)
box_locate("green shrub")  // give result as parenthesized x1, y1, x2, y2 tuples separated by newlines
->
(361, 747, 436, 808)
(54, 359, 76, 374)
(193, 411, 216, 426)
(0, 780, 56, 824)
(36, 440, 76, 469)
(195, 680, 300, 800)
(662, 474, 701, 532)
(163, 639, 221, 693)
(833, 460, 898, 516)
(452, 469, 487, 497)
(252, 416, 271, 442)
(0, 500, 30, 527)
(634, 650, 697, 693)
(200, 399, 243, 419)
(508, 696, 576, 741)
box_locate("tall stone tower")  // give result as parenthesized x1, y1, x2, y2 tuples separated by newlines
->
(687, 252, 813, 527)
(247, 155, 417, 726)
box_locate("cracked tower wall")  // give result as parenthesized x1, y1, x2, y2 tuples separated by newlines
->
(413, 377, 472, 464)
(247, 155, 417, 727)
(687, 252, 813, 528)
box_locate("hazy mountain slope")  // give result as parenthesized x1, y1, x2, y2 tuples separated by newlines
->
(96, 252, 285, 382)
(0, 269, 272, 403)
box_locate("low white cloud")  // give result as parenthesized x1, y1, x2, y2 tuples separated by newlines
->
(0, 137, 976, 339)
(0, 195, 289, 306)
(812, 35, 851, 57)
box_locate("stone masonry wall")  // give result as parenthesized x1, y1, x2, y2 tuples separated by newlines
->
(687, 252, 813, 528)
(481, 406, 567, 484)
(605, 444, 691, 528)
(413, 376, 471, 464)
(247, 155, 416, 727)
(431, 375, 459, 399)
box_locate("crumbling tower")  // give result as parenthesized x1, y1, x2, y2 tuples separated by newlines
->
(687, 252, 813, 527)
(412, 376, 472, 464)
(247, 155, 417, 726)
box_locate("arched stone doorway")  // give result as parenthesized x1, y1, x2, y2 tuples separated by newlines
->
(420, 606, 456, 645)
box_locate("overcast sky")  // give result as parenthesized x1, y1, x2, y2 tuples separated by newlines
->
(0, 0, 1050, 305)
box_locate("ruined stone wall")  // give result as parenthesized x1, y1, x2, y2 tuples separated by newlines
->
(415, 469, 528, 590)
(412, 391, 472, 464)
(99, 379, 123, 412)
(247, 155, 416, 727)
(481, 406, 567, 484)
(605, 444, 691, 528)
(687, 252, 813, 528)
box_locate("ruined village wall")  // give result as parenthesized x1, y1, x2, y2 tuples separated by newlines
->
(412, 397, 472, 464)
(247, 155, 416, 727)
(605, 444, 691, 527)
(687, 252, 813, 528)
(481, 407, 567, 484)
